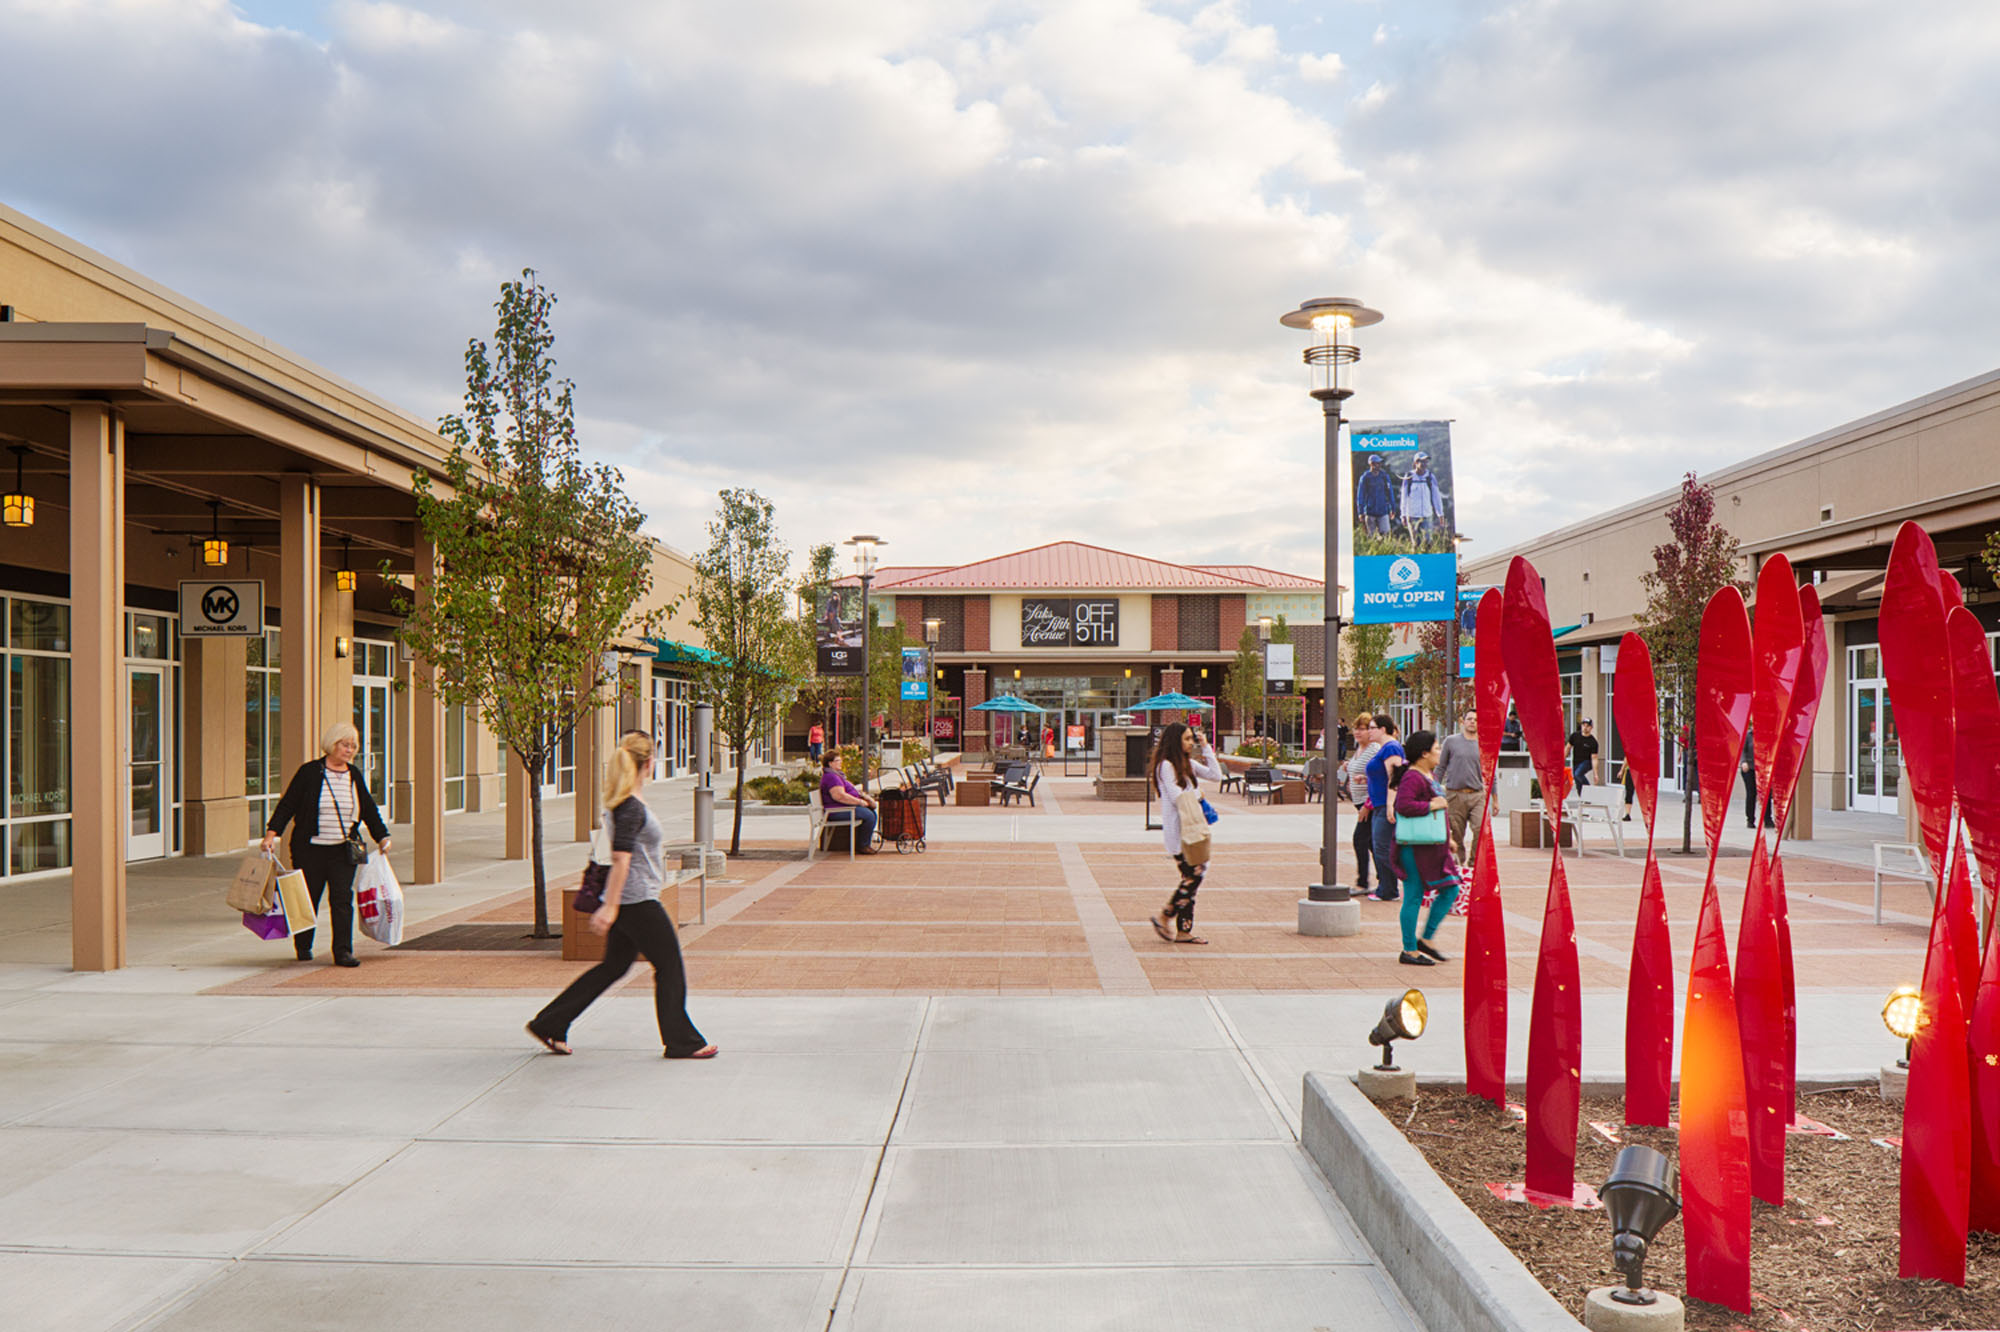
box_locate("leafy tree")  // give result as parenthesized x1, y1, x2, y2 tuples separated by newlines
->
(1342, 621, 1400, 720)
(1639, 472, 1747, 853)
(1222, 626, 1264, 740)
(690, 489, 811, 855)
(396, 270, 661, 939)
(791, 542, 840, 740)
(1406, 620, 1454, 729)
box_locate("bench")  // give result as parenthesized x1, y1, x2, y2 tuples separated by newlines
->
(1566, 785, 1627, 858)
(1873, 842, 1933, 924)
(806, 790, 861, 861)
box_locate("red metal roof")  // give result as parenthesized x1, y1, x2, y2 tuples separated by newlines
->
(1190, 564, 1324, 590)
(874, 542, 1275, 592)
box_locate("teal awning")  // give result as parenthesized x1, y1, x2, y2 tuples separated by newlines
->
(1551, 623, 1582, 639)
(652, 638, 726, 667)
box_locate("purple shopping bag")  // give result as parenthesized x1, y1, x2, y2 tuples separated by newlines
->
(242, 895, 290, 941)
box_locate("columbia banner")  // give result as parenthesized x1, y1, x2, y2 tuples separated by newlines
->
(1349, 419, 1458, 624)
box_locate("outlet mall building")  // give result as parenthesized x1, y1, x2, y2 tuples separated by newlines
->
(828, 542, 1327, 756)
(1393, 364, 2000, 840)
(0, 204, 700, 969)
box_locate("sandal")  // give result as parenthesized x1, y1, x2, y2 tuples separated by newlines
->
(525, 1023, 572, 1055)
(1174, 933, 1209, 945)
(1151, 914, 1175, 943)
(666, 1044, 720, 1060)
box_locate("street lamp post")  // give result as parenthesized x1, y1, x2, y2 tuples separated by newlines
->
(1257, 615, 1273, 751)
(845, 534, 884, 786)
(1280, 297, 1383, 916)
(924, 617, 941, 760)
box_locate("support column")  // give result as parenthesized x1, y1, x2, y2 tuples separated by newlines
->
(574, 670, 602, 841)
(70, 405, 125, 971)
(964, 667, 988, 754)
(278, 477, 321, 781)
(1161, 667, 1185, 727)
(412, 530, 445, 884)
(319, 570, 353, 744)
(505, 748, 532, 859)
(183, 636, 249, 854)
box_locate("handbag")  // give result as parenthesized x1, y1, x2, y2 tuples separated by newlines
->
(574, 824, 612, 914)
(1395, 807, 1448, 845)
(1199, 797, 1220, 826)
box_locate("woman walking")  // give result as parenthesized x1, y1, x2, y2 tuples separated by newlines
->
(1392, 730, 1462, 967)
(527, 731, 717, 1059)
(1147, 720, 1226, 946)
(261, 722, 391, 967)
(1342, 713, 1381, 896)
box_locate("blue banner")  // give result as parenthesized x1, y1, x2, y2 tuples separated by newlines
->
(900, 646, 929, 700)
(1349, 419, 1457, 624)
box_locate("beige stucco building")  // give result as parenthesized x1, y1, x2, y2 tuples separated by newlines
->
(0, 203, 699, 969)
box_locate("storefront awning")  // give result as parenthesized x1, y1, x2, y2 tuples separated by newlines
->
(652, 638, 725, 667)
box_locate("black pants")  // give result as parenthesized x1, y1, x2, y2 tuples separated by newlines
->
(1165, 854, 1206, 933)
(1352, 806, 1374, 890)
(532, 898, 708, 1055)
(295, 841, 358, 959)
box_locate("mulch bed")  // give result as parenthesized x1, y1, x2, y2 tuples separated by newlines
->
(1394, 1088, 2000, 1330)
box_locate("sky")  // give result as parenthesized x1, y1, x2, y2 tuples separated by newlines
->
(4, 0, 1998, 583)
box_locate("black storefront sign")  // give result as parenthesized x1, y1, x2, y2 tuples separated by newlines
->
(1020, 597, 1119, 649)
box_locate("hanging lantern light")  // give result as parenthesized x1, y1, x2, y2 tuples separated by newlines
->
(3, 447, 33, 528)
(335, 538, 356, 592)
(202, 501, 229, 567)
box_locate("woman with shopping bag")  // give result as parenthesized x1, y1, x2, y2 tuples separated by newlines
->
(527, 731, 717, 1060)
(1391, 730, 1460, 968)
(1146, 720, 1226, 947)
(261, 721, 391, 967)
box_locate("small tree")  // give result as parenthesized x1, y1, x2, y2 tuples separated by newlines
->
(690, 489, 810, 855)
(1223, 626, 1264, 741)
(1406, 620, 1453, 729)
(397, 270, 661, 939)
(1639, 472, 1747, 853)
(1342, 621, 1400, 720)
(791, 542, 839, 740)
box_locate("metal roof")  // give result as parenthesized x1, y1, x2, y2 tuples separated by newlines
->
(869, 542, 1282, 592)
(1189, 564, 1324, 590)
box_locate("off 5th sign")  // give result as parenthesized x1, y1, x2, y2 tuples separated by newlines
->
(179, 579, 264, 637)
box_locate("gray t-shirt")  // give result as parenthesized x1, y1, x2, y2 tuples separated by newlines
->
(609, 796, 665, 906)
(1437, 734, 1483, 791)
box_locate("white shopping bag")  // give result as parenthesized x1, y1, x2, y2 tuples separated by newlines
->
(355, 852, 405, 946)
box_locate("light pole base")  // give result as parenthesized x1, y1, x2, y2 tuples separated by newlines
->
(1356, 1066, 1416, 1100)
(1584, 1288, 1684, 1332)
(1299, 893, 1360, 937)
(1880, 1063, 1908, 1104)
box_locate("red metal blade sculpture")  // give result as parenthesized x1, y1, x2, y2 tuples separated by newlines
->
(1946, 605, 2000, 1233)
(1465, 587, 1512, 1106)
(1679, 585, 1754, 1313)
(1737, 556, 1804, 1205)
(1613, 631, 1670, 1127)
(1883, 523, 1970, 1282)
(1501, 558, 1581, 1198)
(1765, 588, 1828, 1133)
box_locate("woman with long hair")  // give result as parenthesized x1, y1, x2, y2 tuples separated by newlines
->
(1146, 720, 1226, 946)
(1392, 729, 1461, 967)
(527, 730, 717, 1059)
(261, 721, 391, 967)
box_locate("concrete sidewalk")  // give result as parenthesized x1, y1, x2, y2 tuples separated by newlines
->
(0, 972, 1426, 1332)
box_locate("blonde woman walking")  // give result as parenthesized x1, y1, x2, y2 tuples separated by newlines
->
(527, 731, 716, 1059)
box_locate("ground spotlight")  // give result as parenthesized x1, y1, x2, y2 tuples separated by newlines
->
(1882, 983, 1921, 1066)
(1367, 989, 1426, 1070)
(1600, 1145, 1680, 1306)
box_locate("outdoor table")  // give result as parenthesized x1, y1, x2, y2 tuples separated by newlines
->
(956, 779, 992, 807)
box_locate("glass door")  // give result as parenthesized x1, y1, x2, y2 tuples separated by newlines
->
(126, 665, 168, 860)
(1850, 679, 1899, 813)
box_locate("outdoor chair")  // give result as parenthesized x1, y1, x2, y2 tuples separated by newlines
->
(1243, 766, 1277, 806)
(1873, 842, 1933, 924)
(997, 769, 1040, 807)
(1217, 764, 1243, 794)
(1303, 756, 1327, 804)
(910, 763, 952, 806)
(806, 790, 860, 861)
(1565, 785, 1626, 858)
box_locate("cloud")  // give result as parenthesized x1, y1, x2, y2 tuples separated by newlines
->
(1298, 51, 1345, 83)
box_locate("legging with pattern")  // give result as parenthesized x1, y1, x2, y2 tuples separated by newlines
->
(1166, 854, 1206, 933)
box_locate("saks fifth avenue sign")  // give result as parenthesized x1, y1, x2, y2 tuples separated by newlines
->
(1020, 598, 1119, 648)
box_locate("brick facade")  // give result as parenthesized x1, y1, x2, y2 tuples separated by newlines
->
(963, 595, 991, 653)
(1177, 595, 1218, 651)
(1160, 667, 1185, 725)
(963, 667, 988, 753)
(1150, 594, 1178, 652)
(1219, 595, 1247, 650)
(895, 598, 922, 638)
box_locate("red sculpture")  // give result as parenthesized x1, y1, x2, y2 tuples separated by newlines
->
(1946, 605, 2000, 1233)
(1679, 586, 1754, 1313)
(1764, 587, 1829, 1134)
(1737, 556, 1804, 1204)
(1612, 631, 1671, 1127)
(1500, 557, 1582, 1199)
(1883, 522, 1970, 1282)
(1465, 586, 1511, 1106)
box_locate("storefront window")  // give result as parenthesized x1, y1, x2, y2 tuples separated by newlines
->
(246, 629, 281, 838)
(445, 704, 467, 813)
(10, 599, 69, 653)
(10, 818, 69, 875)
(10, 653, 70, 819)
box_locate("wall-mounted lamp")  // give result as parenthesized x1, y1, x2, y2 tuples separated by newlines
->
(1199, 667, 1208, 680)
(335, 538, 356, 593)
(334, 635, 351, 659)
(1124, 667, 1132, 678)
(202, 501, 229, 567)
(3, 447, 34, 528)
(1013, 668, 1021, 679)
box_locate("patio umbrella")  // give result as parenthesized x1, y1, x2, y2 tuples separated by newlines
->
(1128, 691, 1213, 712)
(970, 695, 1047, 712)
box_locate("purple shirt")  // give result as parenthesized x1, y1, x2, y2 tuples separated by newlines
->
(821, 769, 865, 805)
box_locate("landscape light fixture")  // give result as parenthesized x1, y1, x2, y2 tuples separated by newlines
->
(1882, 983, 1922, 1066)
(844, 534, 885, 781)
(1599, 1145, 1681, 1306)
(1280, 297, 1381, 912)
(336, 538, 356, 593)
(1366, 989, 1427, 1070)
(3, 447, 33, 528)
(202, 501, 229, 567)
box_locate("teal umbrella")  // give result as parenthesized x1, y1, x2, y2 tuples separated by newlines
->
(971, 695, 1046, 713)
(1129, 691, 1213, 712)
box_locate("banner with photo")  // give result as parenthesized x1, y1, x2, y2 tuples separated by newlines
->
(1349, 419, 1458, 624)
(814, 593, 864, 675)
(901, 646, 929, 700)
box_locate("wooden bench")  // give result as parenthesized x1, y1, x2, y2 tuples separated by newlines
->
(1873, 842, 1932, 924)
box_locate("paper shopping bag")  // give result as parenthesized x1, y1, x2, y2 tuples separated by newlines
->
(241, 904, 290, 941)
(355, 853, 405, 946)
(274, 868, 315, 937)
(225, 852, 278, 914)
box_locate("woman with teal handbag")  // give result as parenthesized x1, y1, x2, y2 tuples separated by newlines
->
(1392, 731, 1460, 966)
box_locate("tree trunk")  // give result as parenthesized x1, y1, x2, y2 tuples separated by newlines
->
(529, 773, 552, 939)
(1680, 714, 1696, 856)
(730, 742, 748, 856)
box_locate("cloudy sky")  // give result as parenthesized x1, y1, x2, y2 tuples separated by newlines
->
(5, 0, 1998, 583)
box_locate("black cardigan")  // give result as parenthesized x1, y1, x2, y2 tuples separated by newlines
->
(267, 758, 390, 863)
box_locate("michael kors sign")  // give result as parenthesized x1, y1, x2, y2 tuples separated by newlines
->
(1020, 598, 1119, 649)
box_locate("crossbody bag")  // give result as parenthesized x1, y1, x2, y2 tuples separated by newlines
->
(323, 770, 372, 866)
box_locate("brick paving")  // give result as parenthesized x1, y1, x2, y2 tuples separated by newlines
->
(209, 788, 1935, 999)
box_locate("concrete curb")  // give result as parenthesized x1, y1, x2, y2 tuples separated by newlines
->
(1303, 1071, 1584, 1332)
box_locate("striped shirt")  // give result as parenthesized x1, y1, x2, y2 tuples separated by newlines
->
(311, 767, 358, 844)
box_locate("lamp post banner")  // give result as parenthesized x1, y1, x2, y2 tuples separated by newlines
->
(1349, 420, 1457, 624)
(901, 647, 929, 700)
(815, 593, 865, 675)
